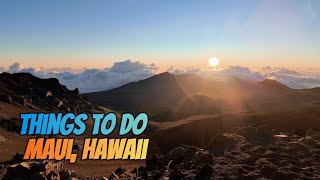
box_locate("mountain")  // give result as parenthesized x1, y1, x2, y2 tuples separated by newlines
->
(1, 72, 320, 178)
(258, 79, 290, 90)
(83, 72, 186, 111)
(83, 72, 220, 121)
(0, 72, 94, 113)
(84, 72, 318, 121)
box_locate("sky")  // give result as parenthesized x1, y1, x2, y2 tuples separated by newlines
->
(0, 0, 319, 71)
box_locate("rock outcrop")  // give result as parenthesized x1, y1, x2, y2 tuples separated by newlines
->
(0, 72, 94, 113)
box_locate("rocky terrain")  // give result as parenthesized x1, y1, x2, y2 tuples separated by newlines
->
(0, 72, 101, 134)
(108, 126, 320, 179)
(2, 126, 319, 179)
(0, 154, 79, 180)
(3, 126, 319, 179)
(0, 72, 95, 114)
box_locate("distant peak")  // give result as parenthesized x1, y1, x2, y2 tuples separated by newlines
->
(148, 72, 175, 80)
(0, 72, 60, 85)
(258, 79, 290, 90)
(157, 72, 173, 76)
(1, 72, 33, 77)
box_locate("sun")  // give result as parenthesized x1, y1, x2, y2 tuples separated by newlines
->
(208, 57, 220, 68)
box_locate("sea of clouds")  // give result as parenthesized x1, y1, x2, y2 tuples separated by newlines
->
(1, 60, 320, 93)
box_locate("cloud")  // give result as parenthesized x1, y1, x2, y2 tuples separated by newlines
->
(258, 66, 320, 89)
(261, 66, 301, 76)
(166, 66, 202, 75)
(8, 62, 24, 73)
(110, 60, 158, 73)
(20, 67, 37, 74)
(54, 60, 157, 93)
(168, 65, 264, 81)
(168, 65, 320, 89)
(44, 67, 74, 73)
(1, 61, 320, 92)
(219, 66, 264, 81)
(1, 60, 158, 93)
(264, 73, 320, 89)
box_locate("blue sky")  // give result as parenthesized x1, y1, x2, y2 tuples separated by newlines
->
(0, 0, 319, 70)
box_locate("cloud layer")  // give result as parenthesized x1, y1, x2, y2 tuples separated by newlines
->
(1, 60, 157, 93)
(1, 61, 320, 93)
(167, 65, 320, 89)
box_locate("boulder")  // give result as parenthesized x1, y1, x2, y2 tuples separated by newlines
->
(114, 167, 125, 176)
(306, 129, 320, 140)
(70, 171, 77, 178)
(46, 171, 59, 180)
(236, 126, 275, 146)
(59, 169, 71, 180)
(0, 94, 12, 105)
(167, 146, 187, 162)
(4, 162, 31, 179)
(206, 133, 246, 156)
(29, 172, 46, 180)
(193, 151, 214, 165)
(195, 164, 213, 179)
(145, 154, 165, 170)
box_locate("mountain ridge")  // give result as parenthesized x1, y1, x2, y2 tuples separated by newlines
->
(83, 72, 317, 121)
(0, 72, 94, 113)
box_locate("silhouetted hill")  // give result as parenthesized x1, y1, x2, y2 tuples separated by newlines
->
(258, 79, 290, 90)
(85, 72, 187, 110)
(0, 72, 94, 113)
(84, 72, 320, 121)
(83, 72, 220, 121)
